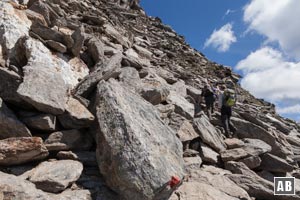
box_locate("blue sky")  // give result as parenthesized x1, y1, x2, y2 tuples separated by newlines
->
(140, 0, 300, 122)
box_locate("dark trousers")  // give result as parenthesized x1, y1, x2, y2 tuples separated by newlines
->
(221, 105, 236, 136)
(205, 97, 215, 120)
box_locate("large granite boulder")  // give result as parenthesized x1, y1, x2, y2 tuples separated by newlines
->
(94, 79, 184, 200)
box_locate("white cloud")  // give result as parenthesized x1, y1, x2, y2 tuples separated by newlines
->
(236, 47, 300, 110)
(243, 0, 300, 59)
(204, 23, 237, 52)
(277, 104, 300, 115)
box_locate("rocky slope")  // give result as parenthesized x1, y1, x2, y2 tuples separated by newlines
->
(1, 0, 300, 199)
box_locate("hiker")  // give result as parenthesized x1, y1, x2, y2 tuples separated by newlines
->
(201, 84, 216, 120)
(220, 81, 237, 138)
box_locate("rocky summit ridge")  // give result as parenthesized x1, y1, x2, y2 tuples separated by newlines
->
(0, 0, 300, 200)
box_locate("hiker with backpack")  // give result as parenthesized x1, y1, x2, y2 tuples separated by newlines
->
(201, 83, 216, 120)
(220, 80, 237, 138)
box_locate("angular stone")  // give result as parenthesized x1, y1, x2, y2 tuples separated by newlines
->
(170, 182, 244, 200)
(45, 40, 67, 53)
(239, 156, 261, 169)
(155, 104, 175, 119)
(186, 169, 251, 200)
(0, 2, 31, 54)
(0, 137, 48, 166)
(52, 189, 92, 200)
(141, 74, 170, 105)
(16, 38, 70, 115)
(0, 171, 50, 200)
(119, 67, 142, 91)
(0, 98, 31, 139)
(186, 86, 202, 103)
(220, 148, 249, 162)
(156, 68, 178, 84)
(18, 64, 67, 115)
(0, 67, 24, 104)
(94, 79, 184, 200)
(0, 171, 92, 200)
(242, 138, 272, 156)
(71, 26, 85, 56)
(167, 91, 194, 119)
(200, 143, 220, 164)
(75, 52, 122, 98)
(58, 97, 94, 129)
(133, 44, 152, 59)
(177, 120, 199, 142)
(57, 151, 97, 167)
(87, 38, 105, 63)
(232, 117, 292, 158)
(193, 116, 226, 152)
(45, 130, 93, 151)
(28, 160, 83, 193)
(104, 24, 131, 48)
(265, 114, 291, 134)
(260, 153, 294, 173)
(184, 156, 202, 172)
(224, 138, 245, 149)
(21, 113, 56, 131)
(30, 22, 64, 44)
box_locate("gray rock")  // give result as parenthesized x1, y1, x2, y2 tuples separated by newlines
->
(232, 117, 292, 158)
(94, 79, 184, 200)
(0, 137, 48, 166)
(30, 22, 64, 44)
(239, 156, 261, 169)
(0, 171, 92, 200)
(119, 67, 142, 91)
(71, 26, 85, 56)
(104, 24, 131, 48)
(200, 143, 220, 164)
(177, 120, 199, 142)
(21, 113, 56, 131)
(167, 91, 194, 119)
(75, 52, 122, 98)
(156, 68, 178, 84)
(155, 103, 175, 120)
(225, 162, 300, 200)
(0, 1, 31, 55)
(224, 138, 245, 149)
(17, 64, 67, 115)
(133, 44, 152, 59)
(185, 169, 251, 200)
(265, 114, 291, 134)
(52, 189, 92, 200)
(45, 130, 93, 151)
(186, 85, 202, 103)
(170, 182, 244, 200)
(45, 40, 67, 53)
(0, 67, 24, 104)
(87, 38, 105, 63)
(28, 160, 83, 193)
(0, 98, 31, 139)
(193, 116, 226, 152)
(0, 171, 50, 200)
(259, 153, 294, 173)
(242, 138, 272, 156)
(221, 148, 249, 162)
(184, 156, 202, 172)
(58, 97, 94, 129)
(141, 74, 170, 105)
(57, 151, 97, 167)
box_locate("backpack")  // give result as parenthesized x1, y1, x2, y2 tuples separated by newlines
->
(223, 89, 236, 107)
